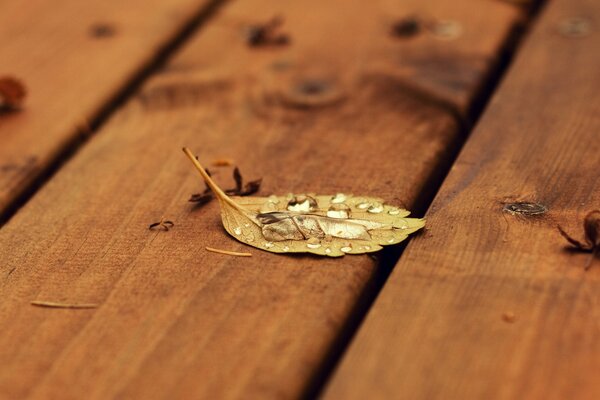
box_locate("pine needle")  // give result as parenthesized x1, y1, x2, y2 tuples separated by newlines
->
(31, 301, 98, 309)
(205, 247, 252, 257)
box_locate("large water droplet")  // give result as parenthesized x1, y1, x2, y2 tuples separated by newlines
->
(327, 203, 350, 219)
(306, 237, 322, 249)
(331, 193, 347, 204)
(287, 195, 318, 212)
(233, 227, 242, 235)
(368, 203, 384, 213)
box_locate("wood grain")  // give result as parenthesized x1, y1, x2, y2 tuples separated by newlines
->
(0, 0, 217, 218)
(0, 0, 522, 398)
(323, 0, 600, 398)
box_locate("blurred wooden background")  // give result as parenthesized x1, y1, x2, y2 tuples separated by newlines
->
(0, 0, 599, 398)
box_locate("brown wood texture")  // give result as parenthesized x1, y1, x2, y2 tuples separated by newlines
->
(0, 0, 522, 398)
(0, 0, 216, 217)
(324, 0, 600, 399)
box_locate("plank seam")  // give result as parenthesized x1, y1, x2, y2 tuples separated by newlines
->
(302, 1, 549, 398)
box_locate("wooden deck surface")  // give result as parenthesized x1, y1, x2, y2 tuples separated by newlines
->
(1, 0, 598, 399)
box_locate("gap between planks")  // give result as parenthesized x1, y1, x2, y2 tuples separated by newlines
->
(303, 1, 549, 397)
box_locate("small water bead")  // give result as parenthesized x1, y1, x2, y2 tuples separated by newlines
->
(268, 195, 280, 204)
(357, 202, 371, 210)
(244, 223, 250, 228)
(233, 227, 242, 235)
(367, 203, 384, 214)
(327, 203, 351, 219)
(363, 245, 371, 250)
(282, 246, 290, 252)
(325, 248, 332, 254)
(387, 238, 396, 243)
(264, 242, 274, 248)
(388, 208, 400, 215)
(306, 237, 322, 249)
(260, 202, 277, 213)
(340, 245, 353, 253)
(331, 193, 347, 204)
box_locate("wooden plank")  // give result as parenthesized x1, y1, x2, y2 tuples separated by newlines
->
(0, 0, 522, 398)
(0, 0, 218, 218)
(323, 0, 600, 399)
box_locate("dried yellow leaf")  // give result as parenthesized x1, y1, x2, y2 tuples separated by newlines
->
(183, 148, 425, 257)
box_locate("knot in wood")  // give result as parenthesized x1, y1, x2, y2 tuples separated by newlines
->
(503, 202, 547, 216)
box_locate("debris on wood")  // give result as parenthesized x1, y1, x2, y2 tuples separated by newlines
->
(189, 159, 262, 207)
(0, 76, 27, 111)
(31, 301, 98, 309)
(225, 167, 262, 196)
(149, 217, 175, 231)
(558, 210, 600, 270)
(391, 16, 421, 38)
(205, 247, 253, 257)
(89, 23, 117, 38)
(211, 158, 235, 167)
(246, 16, 290, 47)
(183, 148, 425, 257)
(502, 311, 517, 323)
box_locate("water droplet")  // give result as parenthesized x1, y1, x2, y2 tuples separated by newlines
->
(306, 237, 322, 249)
(331, 193, 347, 204)
(268, 195, 280, 204)
(264, 242, 274, 248)
(233, 227, 242, 235)
(282, 246, 290, 252)
(367, 203, 384, 213)
(260, 201, 277, 213)
(341, 246, 353, 253)
(244, 223, 250, 227)
(325, 248, 332, 254)
(388, 208, 400, 215)
(430, 20, 462, 40)
(327, 203, 350, 219)
(364, 245, 371, 250)
(357, 202, 371, 210)
(287, 195, 318, 212)
(387, 238, 396, 243)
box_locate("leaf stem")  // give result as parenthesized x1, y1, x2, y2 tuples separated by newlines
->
(182, 148, 246, 213)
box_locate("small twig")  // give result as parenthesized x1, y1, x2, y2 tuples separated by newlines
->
(557, 210, 600, 270)
(205, 247, 252, 257)
(31, 301, 98, 309)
